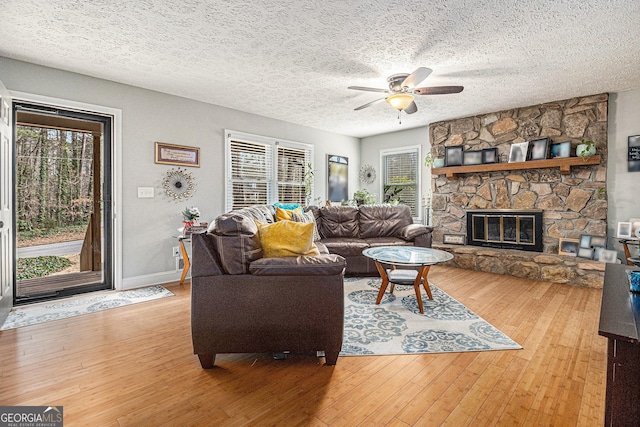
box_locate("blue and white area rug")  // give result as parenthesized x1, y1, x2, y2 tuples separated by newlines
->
(1, 286, 174, 331)
(341, 278, 521, 356)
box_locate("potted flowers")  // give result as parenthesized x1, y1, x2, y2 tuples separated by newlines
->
(182, 206, 200, 226)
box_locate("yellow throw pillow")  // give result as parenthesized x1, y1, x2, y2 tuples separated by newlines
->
(275, 206, 302, 221)
(256, 220, 320, 258)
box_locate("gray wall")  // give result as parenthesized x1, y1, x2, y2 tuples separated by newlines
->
(0, 57, 360, 284)
(608, 89, 640, 258)
(360, 126, 430, 221)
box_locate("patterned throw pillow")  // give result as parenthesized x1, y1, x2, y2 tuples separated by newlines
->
(255, 220, 320, 258)
(292, 210, 321, 241)
(275, 206, 302, 221)
(273, 202, 301, 211)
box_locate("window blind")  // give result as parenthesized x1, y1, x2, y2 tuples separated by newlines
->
(277, 145, 309, 204)
(228, 140, 272, 210)
(383, 149, 418, 216)
(226, 131, 313, 211)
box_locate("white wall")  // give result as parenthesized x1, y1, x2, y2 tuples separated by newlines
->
(360, 126, 430, 220)
(0, 57, 360, 285)
(607, 90, 640, 258)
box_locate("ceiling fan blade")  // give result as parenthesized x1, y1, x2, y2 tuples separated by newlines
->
(401, 67, 432, 88)
(354, 97, 386, 111)
(404, 101, 418, 115)
(348, 86, 389, 93)
(414, 85, 464, 95)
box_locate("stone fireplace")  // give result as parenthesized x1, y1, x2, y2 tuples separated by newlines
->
(466, 209, 543, 252)
(429, 93, 608, 288)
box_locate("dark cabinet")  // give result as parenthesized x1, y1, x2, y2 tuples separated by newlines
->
(598, 264, 640, 426)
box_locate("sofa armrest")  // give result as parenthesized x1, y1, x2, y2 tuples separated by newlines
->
(192, 232, 225, 277)
(249, 254, 346, 276)
(399, 224, 431, 241)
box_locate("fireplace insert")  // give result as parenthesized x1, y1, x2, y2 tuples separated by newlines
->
(466, 209, 543, 252)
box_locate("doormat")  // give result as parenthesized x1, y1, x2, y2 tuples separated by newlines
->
(340, 277, 521, 355)
(0, 285, 174, 331)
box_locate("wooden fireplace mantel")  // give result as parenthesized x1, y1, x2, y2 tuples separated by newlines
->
(432, 155, 601, 179)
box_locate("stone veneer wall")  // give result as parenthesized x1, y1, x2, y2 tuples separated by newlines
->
(429, 94, 608, 287)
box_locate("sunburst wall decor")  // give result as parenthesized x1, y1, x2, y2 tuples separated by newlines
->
(163, 167, 196, 201)
(359, 164, 376, 184)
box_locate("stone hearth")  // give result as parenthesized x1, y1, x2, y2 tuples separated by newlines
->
(434, 244, 605, 288)
(429, 94, 608, 287)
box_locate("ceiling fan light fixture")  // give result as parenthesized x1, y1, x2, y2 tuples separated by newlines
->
(386, 93, 414, 111)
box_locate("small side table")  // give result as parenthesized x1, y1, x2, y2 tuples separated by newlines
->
(177, 236, 191, 285)
(619, 239, 640, 266)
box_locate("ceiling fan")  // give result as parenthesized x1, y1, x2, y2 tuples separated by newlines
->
(348, 67, 463, 119)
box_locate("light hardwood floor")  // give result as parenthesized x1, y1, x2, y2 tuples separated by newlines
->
(0, 266, 606, 426)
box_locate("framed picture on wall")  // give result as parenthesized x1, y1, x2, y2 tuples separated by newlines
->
(629, 135, 640, 172)
(155, 142, 200, 167)
(327, 155, 348, 202)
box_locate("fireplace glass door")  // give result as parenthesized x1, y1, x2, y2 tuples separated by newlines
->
(467, 210, 543, 252)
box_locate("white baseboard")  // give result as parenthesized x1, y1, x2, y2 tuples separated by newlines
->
(120, 270, 188, 290)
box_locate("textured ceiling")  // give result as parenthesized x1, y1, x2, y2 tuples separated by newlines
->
(1, 0, 640, 138)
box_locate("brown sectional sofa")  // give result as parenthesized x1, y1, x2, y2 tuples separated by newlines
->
(310, 204, 433, 276)
(190, 204, 432, 368)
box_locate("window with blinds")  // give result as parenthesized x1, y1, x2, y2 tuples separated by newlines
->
(382, 147, 420, 216)
(226, 131, 313, 211)
(228, 140, 272, 209)
(277, 146, 309, 205)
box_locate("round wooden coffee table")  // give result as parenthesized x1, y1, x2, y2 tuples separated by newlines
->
(362, 246, 453, 313)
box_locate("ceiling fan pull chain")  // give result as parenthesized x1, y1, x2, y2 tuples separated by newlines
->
(398, 110, 402, 124)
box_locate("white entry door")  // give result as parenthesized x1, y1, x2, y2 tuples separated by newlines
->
(0, 79, 13, 325)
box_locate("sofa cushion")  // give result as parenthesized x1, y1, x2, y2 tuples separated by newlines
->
(358, 204, 413, 238)
(256, 220, 320, 258)
(318, 206, 359, 238)
(215, 212, 259, 236)
(211, 232, 262, 275)
(364, 237, 413, 248)
(249, 254, 346, 276)
(275, 206, 302, 221)
(315, 241, 329, 254)
(320, 237, 368, 257)
(291, 210, 320, 241)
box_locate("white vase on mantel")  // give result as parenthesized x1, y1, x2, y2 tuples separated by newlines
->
(576, 143, 596, 158)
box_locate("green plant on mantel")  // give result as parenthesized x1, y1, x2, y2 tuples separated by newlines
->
(424, 152, 434, 167)
(577, 139, 597, 159)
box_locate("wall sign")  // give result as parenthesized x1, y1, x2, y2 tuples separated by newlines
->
(629, 135, 640, 172)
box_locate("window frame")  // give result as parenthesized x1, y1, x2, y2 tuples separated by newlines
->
(225, 130, 313, 211)
(379, 145, 422, 221)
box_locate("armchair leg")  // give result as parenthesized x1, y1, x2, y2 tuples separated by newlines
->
(324, 350, 339, 366)
(198, 353, 216, 369)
